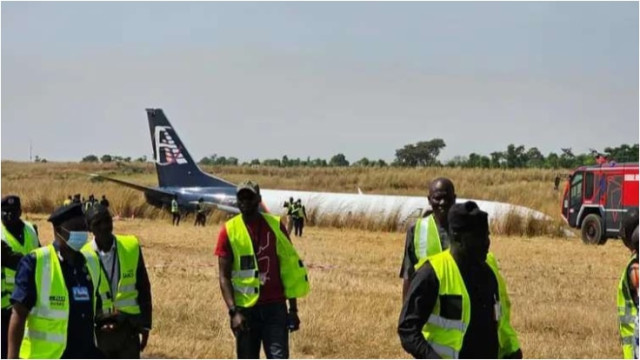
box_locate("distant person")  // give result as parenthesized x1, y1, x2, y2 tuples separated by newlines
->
(554, 175, 561, 191)
(7, 203, 110, 359)
(100, 195, 110, 208)
(85, 194, 97, 211)
(63, 195, 72, 206)
(83, 205, 153, 358)
(398, 201, 522, 359)
(399, 178, 456, 301)
(283, 197, 295, 234)
(1, 195, 41, 358)
(171, 195, 180, 226)
(195, 198, 206, 227)
(73, 194, 81, 204)
(292, 199, 308, 237)
(215, 181, 309, 359)
(617, 211, 638, 359)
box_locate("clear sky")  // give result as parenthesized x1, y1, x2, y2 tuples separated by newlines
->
(2, 2, 638, 163)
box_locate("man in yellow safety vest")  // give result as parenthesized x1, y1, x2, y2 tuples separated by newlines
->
(1, 195, 41, 358)
(7, 203, 111, 359)
(216, 181, 309, 358)
(399, 178, 456, 301)
(398, 201, 522, 359)
(83, 204, 153, 358)
(617, 211, 638, 359)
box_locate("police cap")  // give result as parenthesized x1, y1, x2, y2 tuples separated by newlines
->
(48, 203, 85, 227)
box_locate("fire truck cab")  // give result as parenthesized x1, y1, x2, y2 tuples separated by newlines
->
(561, 162, 639, 244)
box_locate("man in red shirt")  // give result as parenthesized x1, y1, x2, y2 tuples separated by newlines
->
(215, 181, 309, 359)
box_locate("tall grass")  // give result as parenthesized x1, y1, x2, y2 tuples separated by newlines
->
(1, 161, 570, 236)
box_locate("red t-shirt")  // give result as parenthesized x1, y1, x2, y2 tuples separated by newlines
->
(215, 216, 290, 305)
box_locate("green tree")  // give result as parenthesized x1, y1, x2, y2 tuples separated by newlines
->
(329, 153, 350, 167)
(394, 139, 446, 167)
(100, 154, 113, 163)
(81, 154, 99, 163)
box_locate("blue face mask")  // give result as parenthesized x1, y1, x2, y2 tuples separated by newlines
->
(66, 231, 89, 252)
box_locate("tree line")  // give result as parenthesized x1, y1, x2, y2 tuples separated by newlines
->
(80, 141, 638, 169)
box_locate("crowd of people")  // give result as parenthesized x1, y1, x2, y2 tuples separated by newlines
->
(1, 177, 637, 359)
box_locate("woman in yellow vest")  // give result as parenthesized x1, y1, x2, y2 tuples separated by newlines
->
(398, 201, 522, 359)
(216, 181, 309, 359)
(618, 211, 638, 359)
(7, 203, 111, 359)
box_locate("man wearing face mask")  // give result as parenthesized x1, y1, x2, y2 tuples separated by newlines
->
(82, 204, 152, 358)
(7, 203, 112, 359)
(1, 195, 41, 359)
(398, 201, 522, 359)
(399, 178, 456, 301)
(216, 181, 309, 359)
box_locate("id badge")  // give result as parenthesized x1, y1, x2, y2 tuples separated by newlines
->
(72, 286, 90, 302)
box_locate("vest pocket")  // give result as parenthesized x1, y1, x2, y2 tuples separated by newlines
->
(240, 255, 256, 270)
(439, 294, 462, 320)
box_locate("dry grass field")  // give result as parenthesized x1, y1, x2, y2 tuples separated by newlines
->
(21, 214, 628, 359)
(2, 162, 631, 358)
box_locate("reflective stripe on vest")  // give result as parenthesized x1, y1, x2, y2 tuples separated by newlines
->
(617, 254, 638, 359)
(421, 251, 520, 359)
(1, 222, 39, 309)
(413, 215, 442, 265)
(21, 245, 69, 359)
(80, 235, 140, 315)
(225, 213, 310, 308)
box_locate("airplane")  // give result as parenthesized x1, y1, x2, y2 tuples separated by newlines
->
(91, 108, 552, 227)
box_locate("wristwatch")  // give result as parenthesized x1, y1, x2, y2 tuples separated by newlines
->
(228, 306, 238, 317)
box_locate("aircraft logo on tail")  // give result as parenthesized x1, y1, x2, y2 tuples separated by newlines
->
(154, 125, 188, 166)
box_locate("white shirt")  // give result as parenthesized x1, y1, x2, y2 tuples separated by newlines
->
(91, 237, 119, 297)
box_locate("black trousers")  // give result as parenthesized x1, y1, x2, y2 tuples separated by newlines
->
(97, 325, 141, 359)
(2, 308, 10, 359)
(293, 218, 304, 237)
(172, 213, 181, 226)
(235, 302, 289, 359)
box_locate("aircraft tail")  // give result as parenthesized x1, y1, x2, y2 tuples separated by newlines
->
(146, 108, 235, 188)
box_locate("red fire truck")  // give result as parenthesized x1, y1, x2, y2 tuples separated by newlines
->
(561, 162, 639, 244)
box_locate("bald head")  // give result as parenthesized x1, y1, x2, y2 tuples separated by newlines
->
(427, 177, 456, 223)
(429, 177, 455, 195)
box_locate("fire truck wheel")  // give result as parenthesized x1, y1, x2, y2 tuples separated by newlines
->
(581, 214, 605, 245)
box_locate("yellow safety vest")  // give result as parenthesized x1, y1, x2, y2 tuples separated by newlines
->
(171, 200, 179, 213)
(1, 221, 40, 309)
(413, 215, 442, 262)
(420, 250, 520, 359)
(617, 254, 638, 359)
(225, 213, 310, 307)
(81, 235, 141, 315)
(20, 244, 112, 359)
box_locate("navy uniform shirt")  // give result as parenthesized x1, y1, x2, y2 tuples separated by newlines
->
(11, 242, 102, 359)
(399, 215, 450, 280)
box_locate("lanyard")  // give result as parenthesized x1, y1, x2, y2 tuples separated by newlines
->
(97, 238, 118, 298)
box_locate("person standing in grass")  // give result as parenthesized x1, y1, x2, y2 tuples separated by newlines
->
(1, 195, 41, 359)
(292, 199, 308, 237)
(399, 178, 456, 301)
(8, 203, 110, 359)
(216, 181, 309, 359)
(398, 201, 522, 359)
(617, 211, 638, 359)
(171, 194, 180, 226)
(82, 204, 152, 358)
